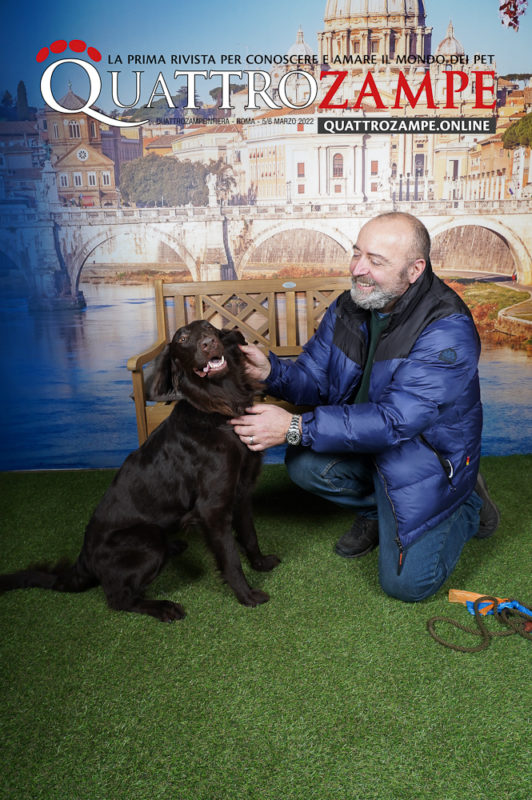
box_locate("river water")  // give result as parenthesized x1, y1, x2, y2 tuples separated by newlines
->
(0, 283, 531, 471)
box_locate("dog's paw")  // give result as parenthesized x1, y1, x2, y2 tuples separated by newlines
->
(251, 554, 281, 572)
(155, 600, 186, 622)
(239, 587, 270, 607)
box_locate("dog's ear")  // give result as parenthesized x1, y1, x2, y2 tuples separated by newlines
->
(220, 327, 247, 347)
(144, 345, 181, 401)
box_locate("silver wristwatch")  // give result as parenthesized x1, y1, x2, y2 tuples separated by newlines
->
(285, 414, 302, 446)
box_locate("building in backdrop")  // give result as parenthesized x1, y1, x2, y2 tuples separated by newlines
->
(0, 0, 531, 303)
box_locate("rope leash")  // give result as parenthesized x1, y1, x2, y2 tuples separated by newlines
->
(427, 595, 532, 652)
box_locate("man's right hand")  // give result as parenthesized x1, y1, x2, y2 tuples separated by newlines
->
(239, 344, 272, 382)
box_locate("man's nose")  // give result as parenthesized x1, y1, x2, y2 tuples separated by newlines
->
(350, 255, 370, 276)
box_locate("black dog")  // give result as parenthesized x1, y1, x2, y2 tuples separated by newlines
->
(0, 321, 280, 622)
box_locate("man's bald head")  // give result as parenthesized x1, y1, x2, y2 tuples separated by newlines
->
(370, 212, 431, 264)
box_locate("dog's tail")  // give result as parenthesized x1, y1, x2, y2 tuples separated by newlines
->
(0, 552, 97, 594)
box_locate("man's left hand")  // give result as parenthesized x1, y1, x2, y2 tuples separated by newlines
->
(230, 404, 294, 451)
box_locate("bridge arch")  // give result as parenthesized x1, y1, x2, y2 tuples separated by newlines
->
(65, 224, 198, 290)
(426, 216, 531, 283)
(237, 220, 353, 278)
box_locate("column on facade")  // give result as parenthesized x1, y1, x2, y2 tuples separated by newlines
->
(383, 30, 390, 59)
(360, 31, 368, 57)
(398, 133, 406, 179)
(416, 28, 424, 57)
(323, 147, 330, 197)
(404, 133, 413, 183)
(341, 30, 349, 58)
(318, 146, 327, 198)
(427, 134, 435, 185)
(355, 143, 365, 200)
(324, 33, 332, 62)
(350, 145, 357, 199)
(396, 28, 405, 58)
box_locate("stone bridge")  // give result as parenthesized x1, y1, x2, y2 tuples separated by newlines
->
(1, 199, 531, 307)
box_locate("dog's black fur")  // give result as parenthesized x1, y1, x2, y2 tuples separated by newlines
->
(0, 321, 280, 622)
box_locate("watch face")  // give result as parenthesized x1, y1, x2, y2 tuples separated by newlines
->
(286, 428, 301, 446)
(77, 148, 89, 162)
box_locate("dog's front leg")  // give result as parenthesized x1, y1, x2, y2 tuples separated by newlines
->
(233, 494, 280, 572)
(201, 514, 270, 607)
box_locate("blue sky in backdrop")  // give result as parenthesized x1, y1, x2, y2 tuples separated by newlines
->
(1, 0, 531, 111)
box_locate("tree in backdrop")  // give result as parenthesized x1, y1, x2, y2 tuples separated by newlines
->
(16, 81, 30, 120)
(127, 87, 203, 123)
(208, 83, 247, 110)
(502, 112, 532, 148)
(209, 158, 236, 203)
(119, 154, 237, 207)
(499, 0, 528, 29)
(0, 90, 14, 121)
(0, 82, 35, 121)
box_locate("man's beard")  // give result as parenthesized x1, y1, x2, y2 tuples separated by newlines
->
(350, 271, 409, 310)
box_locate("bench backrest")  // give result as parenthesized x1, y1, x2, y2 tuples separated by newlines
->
(154, 276, 350, 356)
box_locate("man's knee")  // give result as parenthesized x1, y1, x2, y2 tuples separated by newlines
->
(379, 569, 442, 603)
(284, 446, 318, 493)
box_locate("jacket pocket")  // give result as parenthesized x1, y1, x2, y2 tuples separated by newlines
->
(419, 434, 456, 490)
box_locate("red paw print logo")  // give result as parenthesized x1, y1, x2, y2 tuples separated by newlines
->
(37, 39, 101, 63)
(37, 38, 146, 129)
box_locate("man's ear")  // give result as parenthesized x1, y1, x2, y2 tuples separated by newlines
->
(408, 259, 426, 284)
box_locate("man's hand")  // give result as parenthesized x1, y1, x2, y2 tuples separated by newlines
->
(239, 344, 271, 382)
(230, 404, 296, 451)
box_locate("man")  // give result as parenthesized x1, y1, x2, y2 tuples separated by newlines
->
(230, 212, 499, 602)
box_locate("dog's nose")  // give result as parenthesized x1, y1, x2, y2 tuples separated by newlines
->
(200, 335, 216, 351)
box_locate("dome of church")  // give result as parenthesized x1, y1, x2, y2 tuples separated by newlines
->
(435, 21, 465, 56)
(287, 27, 315, 59)
(324, 0, 425, 21)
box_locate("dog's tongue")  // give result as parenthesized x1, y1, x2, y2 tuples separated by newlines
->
(194, 356, 225, 378)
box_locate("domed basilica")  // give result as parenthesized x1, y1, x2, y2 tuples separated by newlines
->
(319, 0, 432, 62)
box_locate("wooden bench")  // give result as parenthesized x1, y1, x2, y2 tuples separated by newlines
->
(127, 276, 350, 445)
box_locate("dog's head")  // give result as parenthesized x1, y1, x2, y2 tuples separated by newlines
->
(146, 321, 254, 415)
(170, 320, 244, 381)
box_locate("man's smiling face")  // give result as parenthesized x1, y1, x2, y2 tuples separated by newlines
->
(349, 217, 426, 312)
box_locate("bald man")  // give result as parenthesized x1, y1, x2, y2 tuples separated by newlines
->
(231, 212, 499, 602)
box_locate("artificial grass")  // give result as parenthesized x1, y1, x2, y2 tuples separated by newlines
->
(0, 456, 530, 800)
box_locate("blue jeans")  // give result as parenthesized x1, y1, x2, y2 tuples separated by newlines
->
(285, 447, 483, 603)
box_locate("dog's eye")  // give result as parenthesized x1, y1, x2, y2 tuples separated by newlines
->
(178, 335, 189, 343)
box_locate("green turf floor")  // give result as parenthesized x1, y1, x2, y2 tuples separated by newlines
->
(0, 456, 530, 800)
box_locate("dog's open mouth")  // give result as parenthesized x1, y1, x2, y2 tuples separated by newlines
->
(193, 356, 227, 378)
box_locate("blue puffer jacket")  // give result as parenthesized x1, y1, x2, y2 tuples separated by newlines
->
(266, 265, 482, 550)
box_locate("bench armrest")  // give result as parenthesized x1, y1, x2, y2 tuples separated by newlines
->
(127, 338, 167, 373)
(127, 338, 167, 445)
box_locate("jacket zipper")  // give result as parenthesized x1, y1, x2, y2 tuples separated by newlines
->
(419, 434, 456, 490)
(374, 460, 405, 575)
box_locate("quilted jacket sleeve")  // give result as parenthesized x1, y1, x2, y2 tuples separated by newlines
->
(266, 302, 338, 406)
(300, 313, 481, 454)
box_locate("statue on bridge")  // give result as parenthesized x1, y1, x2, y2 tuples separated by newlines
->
(206, 172, 218, 207)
